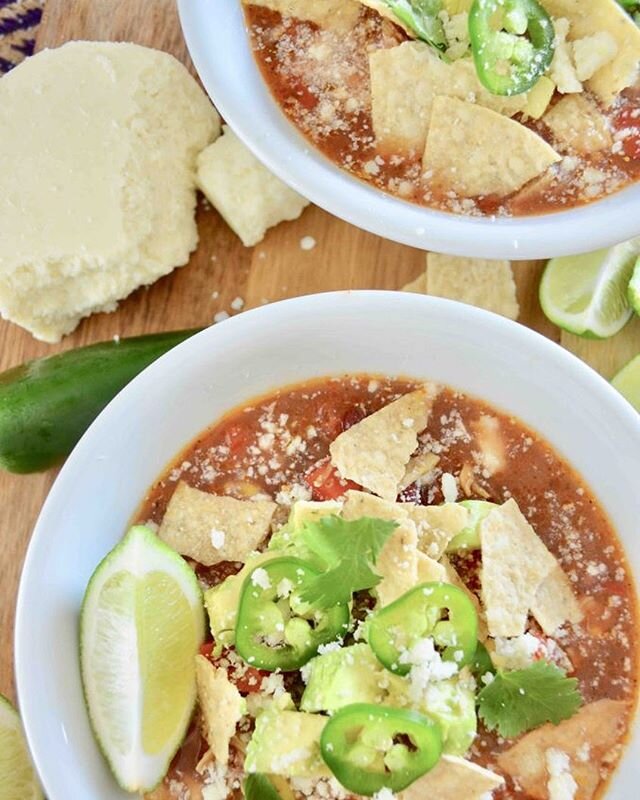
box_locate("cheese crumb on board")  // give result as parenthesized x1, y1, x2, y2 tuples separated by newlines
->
(0, 41, 220, 342)
(197, 125, 310, 247)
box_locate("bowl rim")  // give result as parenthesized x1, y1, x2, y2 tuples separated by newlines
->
(14, 291, 640, 799)
(177, 0, 640, 260)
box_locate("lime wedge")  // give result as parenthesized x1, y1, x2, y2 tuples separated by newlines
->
(80, 525, 205, 792)
(0, 695, 43, 800)
(628, 256, 640, 316)
(540, 240, 640, 338)
(612, 355, 640, 412)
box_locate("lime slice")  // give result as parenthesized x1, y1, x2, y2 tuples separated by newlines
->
(0, 695, 43, 800)
(540, 239, 640, 338)
(612, 355, 640, 412)
(628, 256, 640, 316)
(80, 525, 205, 792)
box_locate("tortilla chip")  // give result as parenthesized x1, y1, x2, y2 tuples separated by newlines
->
(369, 42, 527, 154)
(540, 0, 640, 103)
(408, 503, 469, 560)
(330, 386, 437, 501)
(416, 551, 448, 583)
(426, 253, 520, 321)
(158, 482, 276, 566)
(531, 564, 584, 634)
(401, 273, 428, 294)
(400, 755, 504, 799)
(523, 75, 556, 119)
(342, 490, 417, 605)
(497, 700, 629, 800)
(543, 94, 613, 154)
(424, 96, 561, 197)
(342, 493, 414, 591)
(195, 655, 244, 765)
(441, 554, 488, 642)
(398, 451, 439, 491)
(246, 0, 361, 30)
(480, 499, 558, 637)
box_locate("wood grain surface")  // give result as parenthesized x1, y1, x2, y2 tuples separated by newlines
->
(0, 0, 637, 702)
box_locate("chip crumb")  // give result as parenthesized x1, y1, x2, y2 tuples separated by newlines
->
(230, 296, 245, 311)
(213, 310, 230, 323)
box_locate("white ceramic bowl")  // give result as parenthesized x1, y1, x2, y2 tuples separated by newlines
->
(178, 0, 640, 260)
(15, 292, 640, 799)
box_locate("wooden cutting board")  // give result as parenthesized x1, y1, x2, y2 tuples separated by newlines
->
(0, 0, 638, 700)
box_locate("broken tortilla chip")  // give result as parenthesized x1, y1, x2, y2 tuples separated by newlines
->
(426, 253, 520, 321)
(342, 490, 417, 605)
(472, 414, 508, 475)
(531, 564, 584, 635)
(400, 754, 504, 799)
(330, 386, 437, 501)
(543, 94, 612, 154)
(424, 96, 561, 197)
(195, 655, 244, 765)
(497, 699, 629, 800)
(480, 499, 558, 638)
(441, 554, 488, 642)
(540, 0, 640, 103)
(408, 503, 469, 560)
(245, 0, 361, 30)
(401, 273, 428, 294)
(416, 551, 448, 583)
(398, 451, 439, 491)
(158, 482, 276, 566)
(369, 42, 527, 154)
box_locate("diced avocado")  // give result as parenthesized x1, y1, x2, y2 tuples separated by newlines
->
(446, 500, 498, 553)
(245, 709, 330, 778)
(204, 552, 275, 646)
(289, 500, 342, 530)
(417, 669, 477, 755)
(301, 644, 404, 712)
(268, 501, 342, 560)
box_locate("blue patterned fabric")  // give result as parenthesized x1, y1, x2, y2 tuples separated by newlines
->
(0, 0, 43, 73)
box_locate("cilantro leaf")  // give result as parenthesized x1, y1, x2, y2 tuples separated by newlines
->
(477, 661, 582, 739)
(298, 516, 397, 608)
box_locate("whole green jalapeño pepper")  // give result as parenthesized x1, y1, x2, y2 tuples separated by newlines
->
(469, 0, 555, 96)
(320, 703, 442, 795)
(235, 557, 350, 671)
(368, 582, 478, 675)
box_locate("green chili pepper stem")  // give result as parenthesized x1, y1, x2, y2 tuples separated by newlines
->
(320, 703, 443, 795)
(0, 329, 201, 474)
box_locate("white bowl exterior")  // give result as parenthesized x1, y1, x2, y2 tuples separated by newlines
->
(15, 292, 640, 799)
(177, 0, 640, 260)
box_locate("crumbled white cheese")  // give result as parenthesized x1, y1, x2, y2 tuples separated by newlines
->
(277, 578, 294, 598)
(317, 640, 343, 656)
(275, 483, 313, 506)
(250, 567, 272, 590)
(300, 235, 317, 251)
(572, 32, 618, 82)
(549, 18, 582, 94)
(210, 528, 226, 549)
(441, 472, 459, 503)
(492, 633, 542, 670)
(546, 749, 578, 800)
(373, 789, 396, 800)
(400, 638, 458, 702)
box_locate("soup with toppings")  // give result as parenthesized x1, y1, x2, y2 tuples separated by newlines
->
(242, 0, 640, 218)
(124, 375, 639, 800)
